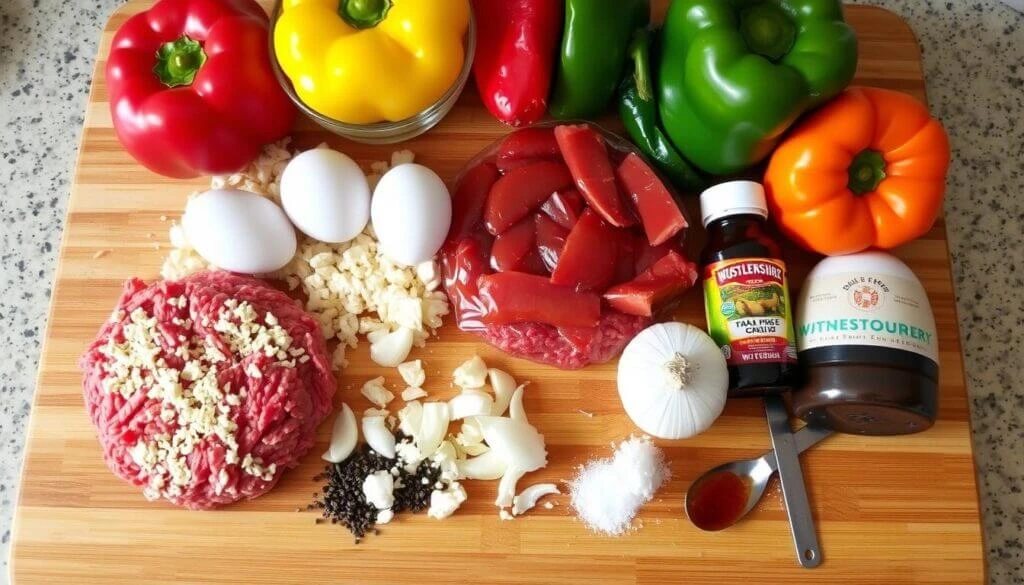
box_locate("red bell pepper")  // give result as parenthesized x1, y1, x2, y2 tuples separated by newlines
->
(472, 0, 563, 126)
(105, 0, 296, 179)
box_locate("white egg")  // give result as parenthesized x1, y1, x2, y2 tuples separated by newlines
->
(280, 148, 370, 243)
(371, 163, 452, 266)
(182, 188, 296, 274)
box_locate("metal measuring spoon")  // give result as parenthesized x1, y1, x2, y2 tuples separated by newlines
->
(685, 421, 833, 532)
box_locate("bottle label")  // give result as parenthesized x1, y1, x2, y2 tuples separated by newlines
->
(796, 271, 939, 362)
(703, 258, 797, 366)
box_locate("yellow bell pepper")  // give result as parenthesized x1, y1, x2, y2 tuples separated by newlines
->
(274, 0, 470, 124)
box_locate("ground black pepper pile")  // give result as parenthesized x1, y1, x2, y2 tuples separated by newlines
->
(310, 436, 444, 543)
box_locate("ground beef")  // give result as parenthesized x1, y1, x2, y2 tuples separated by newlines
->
(79, 271, 335, 509)
(481, 312, 652, 370)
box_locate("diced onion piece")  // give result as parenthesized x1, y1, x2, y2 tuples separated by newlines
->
(362, 415, 396, 459)
(397, 400, 423, 437)
(449, 390, 494, 420)
(475, 416, 547, 473)
(453, 355, 488, 389)
(512, 483, 560, 516)
(360, 376, 394, 407)
(322, 403, 358, 463)
(495, 467, 527, 508)
(397, 359, 426, 387)
(401, 387, 428, 401)
(370, 327, 415, 367)
(508, 384, 528, 424)
(456, 448, 508, 480)
(488, 368, 516, 415)
(416, 402, 450, 457)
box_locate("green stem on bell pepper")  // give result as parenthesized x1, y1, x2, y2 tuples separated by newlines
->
(658, 0, 858, 175)
(549, 0, 650, 120)
(153, 35, 207, 88)
(619, 29, 706, 194)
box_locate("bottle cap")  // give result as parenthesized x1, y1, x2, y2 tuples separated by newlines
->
(699, 180, 769, 227)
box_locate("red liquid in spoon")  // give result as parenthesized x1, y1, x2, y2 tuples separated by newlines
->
(686, 471, 752, 531)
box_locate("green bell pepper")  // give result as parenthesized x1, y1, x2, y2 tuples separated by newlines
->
(658, 0, 857, 175)
(619, 29, 706, 194)
(549, 0, 650, 120)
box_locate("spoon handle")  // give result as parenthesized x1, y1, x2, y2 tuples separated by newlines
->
(765, 394, 822, 569)
(764, 424, 834, 473)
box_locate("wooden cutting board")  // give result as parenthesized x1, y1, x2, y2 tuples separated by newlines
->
(10, 2, 986, 584)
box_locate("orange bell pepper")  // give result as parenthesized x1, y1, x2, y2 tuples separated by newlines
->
(764, 87, 950, 256)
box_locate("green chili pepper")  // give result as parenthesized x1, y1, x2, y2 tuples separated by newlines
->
(618, 29, 705, 194)
(549, 0, 650, 120)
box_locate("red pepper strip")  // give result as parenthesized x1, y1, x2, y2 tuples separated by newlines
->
(471, 0, 564, 126)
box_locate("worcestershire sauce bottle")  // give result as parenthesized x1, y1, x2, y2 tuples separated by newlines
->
(699, 181, 798, 397)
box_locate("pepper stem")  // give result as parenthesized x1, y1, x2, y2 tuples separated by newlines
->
(153, 35, 207, 88)
(338, 0, 392, 29)
(739, 3, 796, 63)
(847, 149, 887, 195)
(665, 353, 693, 388)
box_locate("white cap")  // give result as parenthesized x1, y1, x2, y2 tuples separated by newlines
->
(699, 181, 768, 227)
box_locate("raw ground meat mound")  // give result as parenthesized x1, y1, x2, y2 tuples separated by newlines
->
(481, 313, 652, 370)
(80, 271, 335, 509)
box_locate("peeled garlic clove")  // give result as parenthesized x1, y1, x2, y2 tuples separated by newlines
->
(456, 448, 507, 480)
(416, 402, 450, 457)
(397, 359, 426, 387)
(488, 368, 516, 415)
(366, 327, 390, 344)
(362, 415, 396, 459)
(508, 384, 528, 424)
(453, 355, 488, 389)
(322, 403, 358, 463)
(449, 390, 494, 420)
(512, 483, 560, 516)
(370, 327, 414, 367)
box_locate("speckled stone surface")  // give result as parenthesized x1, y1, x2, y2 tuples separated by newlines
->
(1, 1, 1022, 583)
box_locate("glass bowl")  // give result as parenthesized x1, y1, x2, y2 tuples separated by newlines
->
(269, 1, 476, 144)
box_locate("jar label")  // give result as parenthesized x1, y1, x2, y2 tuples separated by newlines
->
(703, 258, 797, 366)
(796, 271, 939, 362)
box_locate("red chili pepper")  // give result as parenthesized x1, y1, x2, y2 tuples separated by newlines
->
(105, 0, 296, 179)
(471, 0, 563, 126)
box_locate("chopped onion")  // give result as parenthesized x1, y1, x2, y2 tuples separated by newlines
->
(476, 416, 547, 473)
(453, 355, 488, 389)
(512, 483, 560, 516)
(397, 400, 423, 437)
(322, 403, 358, 463)
(397, 359, 425, 387)
(362, 415, 396, 459)
(457, 448, 507, 480)
(449, 390, 494, 420)
(495, 467, 527, 508)
(360, 376, 394, 407)
(508, 384, 528, 424)
(488, 368, 516, 415)
(401, 386, 428, 401)
(416, 402, 450, 457)
(370, 327, 415, 367)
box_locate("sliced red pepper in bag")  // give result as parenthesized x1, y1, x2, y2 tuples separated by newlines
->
(450, 162, 500, 244)
(554, 124, 635, 227)
(479, 272, 601, 327)
(491, 217, 547, 275)
(485, 160, 573, 235)
(603, 250, 698, 316)
(616, 152, 688, 246)
(550, 209, 619, 291)
(496, 127, 562, 171)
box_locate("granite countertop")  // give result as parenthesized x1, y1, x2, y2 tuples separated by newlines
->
(1, 1, 1021, 583)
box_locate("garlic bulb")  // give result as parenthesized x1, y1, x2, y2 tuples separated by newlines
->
(617, 323, 728, 440)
